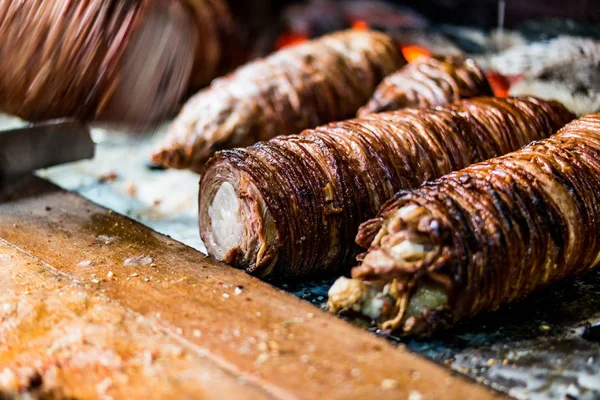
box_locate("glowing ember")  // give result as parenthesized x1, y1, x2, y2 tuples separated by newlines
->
(275, 32, 308, 50)
(485, 71, 511, 97)
(401, 45, 431, 63)
(352, 20, 369, 30)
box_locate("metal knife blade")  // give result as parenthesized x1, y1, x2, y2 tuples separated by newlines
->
(0, 119, 94, 180)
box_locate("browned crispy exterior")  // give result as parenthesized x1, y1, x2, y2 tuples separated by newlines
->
(199, 97, 574, 278)
(152, 30, 405, 172)
(342, 113, 600, 336)
(0, 0, 231, 123)
(358, 55, 493, 117)
(184, 0, 239, 89)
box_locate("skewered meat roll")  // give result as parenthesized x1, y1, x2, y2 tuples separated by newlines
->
(357, 55, 494, 117)
(328, 113, 600, 337)
(199, 97, 574, 279)
(152, 30, 405, 172)
(0, 0, 235, 125)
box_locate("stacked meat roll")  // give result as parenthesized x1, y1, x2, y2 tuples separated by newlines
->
(0, 0, 235, 124)
(199, 97, 574, 278)
(328, 113, 600, 337)
(152, 30, 405, 172)
(184, 0, 239, 89)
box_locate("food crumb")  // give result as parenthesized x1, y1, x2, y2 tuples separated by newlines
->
(255, 353, 269, 365)
(380, 379, 398, 390)
(130, 273, 139, 277)
(124, 256, 153, 267)
(95, 378, 112, 395)
(408, 390, 423, 400)
(222, 293, 230, 299)
(107, 271, 114, 280)
(486, 359, 497, 366)
(540, 324, 551, 331)
(98, 171, 118, 183)
(193, 330, 202, 338)
(234, 286, 243, 295)
(126, 183, 137, 197)
(77, 260, 93, 267)
(91, 278, 100, 284)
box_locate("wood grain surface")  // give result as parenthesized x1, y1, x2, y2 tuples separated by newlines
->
(0, 176, 503, 399)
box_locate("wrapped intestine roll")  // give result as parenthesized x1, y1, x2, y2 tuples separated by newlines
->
(328, 113, 600, 337)
(358, 55, 494, 117)
(0, 0, 235, 125)
(152, 30, 405, 172)
(199, 97, 574, 279)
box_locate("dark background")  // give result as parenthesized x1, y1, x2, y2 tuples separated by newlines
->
(240, 0, 600, 28)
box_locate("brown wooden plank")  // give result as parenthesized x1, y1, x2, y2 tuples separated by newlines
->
(0, 176, 504, 399)
(0, 240, 270, 400)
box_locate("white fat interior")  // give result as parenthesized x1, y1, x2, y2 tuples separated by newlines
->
(397, 204, 421, 219)
(361, 294, 386, 319)
(390, 240, 429, 262)
(405, 283, 448, 318)
(328, 277, 387, 319)
(208, 182, 243, 258)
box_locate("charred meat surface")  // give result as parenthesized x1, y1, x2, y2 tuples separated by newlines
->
(184, 0, 240, 89)
(199, 97, 574, 279)
(357, 55, 493, 117)
(152, 30, 405, 172)
(329, 113, 600, 337)
(0, 0, 232, 125)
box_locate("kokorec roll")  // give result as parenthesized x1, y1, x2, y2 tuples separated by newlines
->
(357, 55, 493, 117)
(0, 0, 234, 125)
(152, 30, 405, 172)
(199, 97, 574, 279)
(328, 113, 600, 337)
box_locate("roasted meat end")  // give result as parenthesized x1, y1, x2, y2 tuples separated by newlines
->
(328, 205, 450, 334)
(199, 160, 278, 276)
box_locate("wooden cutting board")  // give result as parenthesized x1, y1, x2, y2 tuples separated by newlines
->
(0, 176, 503, 399)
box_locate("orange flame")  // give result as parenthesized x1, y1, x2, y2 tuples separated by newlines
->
(352, 20, 369, 30)
(275, 32, 308, 50)
(401, 45, 431, 63)
(485, 71, 510, 97)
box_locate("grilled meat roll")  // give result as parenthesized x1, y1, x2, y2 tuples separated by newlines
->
(199, 97, 574, 279)
(0, 0, 234, 125)
(328, 113, 600, 337)
(358, 55, 493, 117)
(152, 30, 405, 172)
